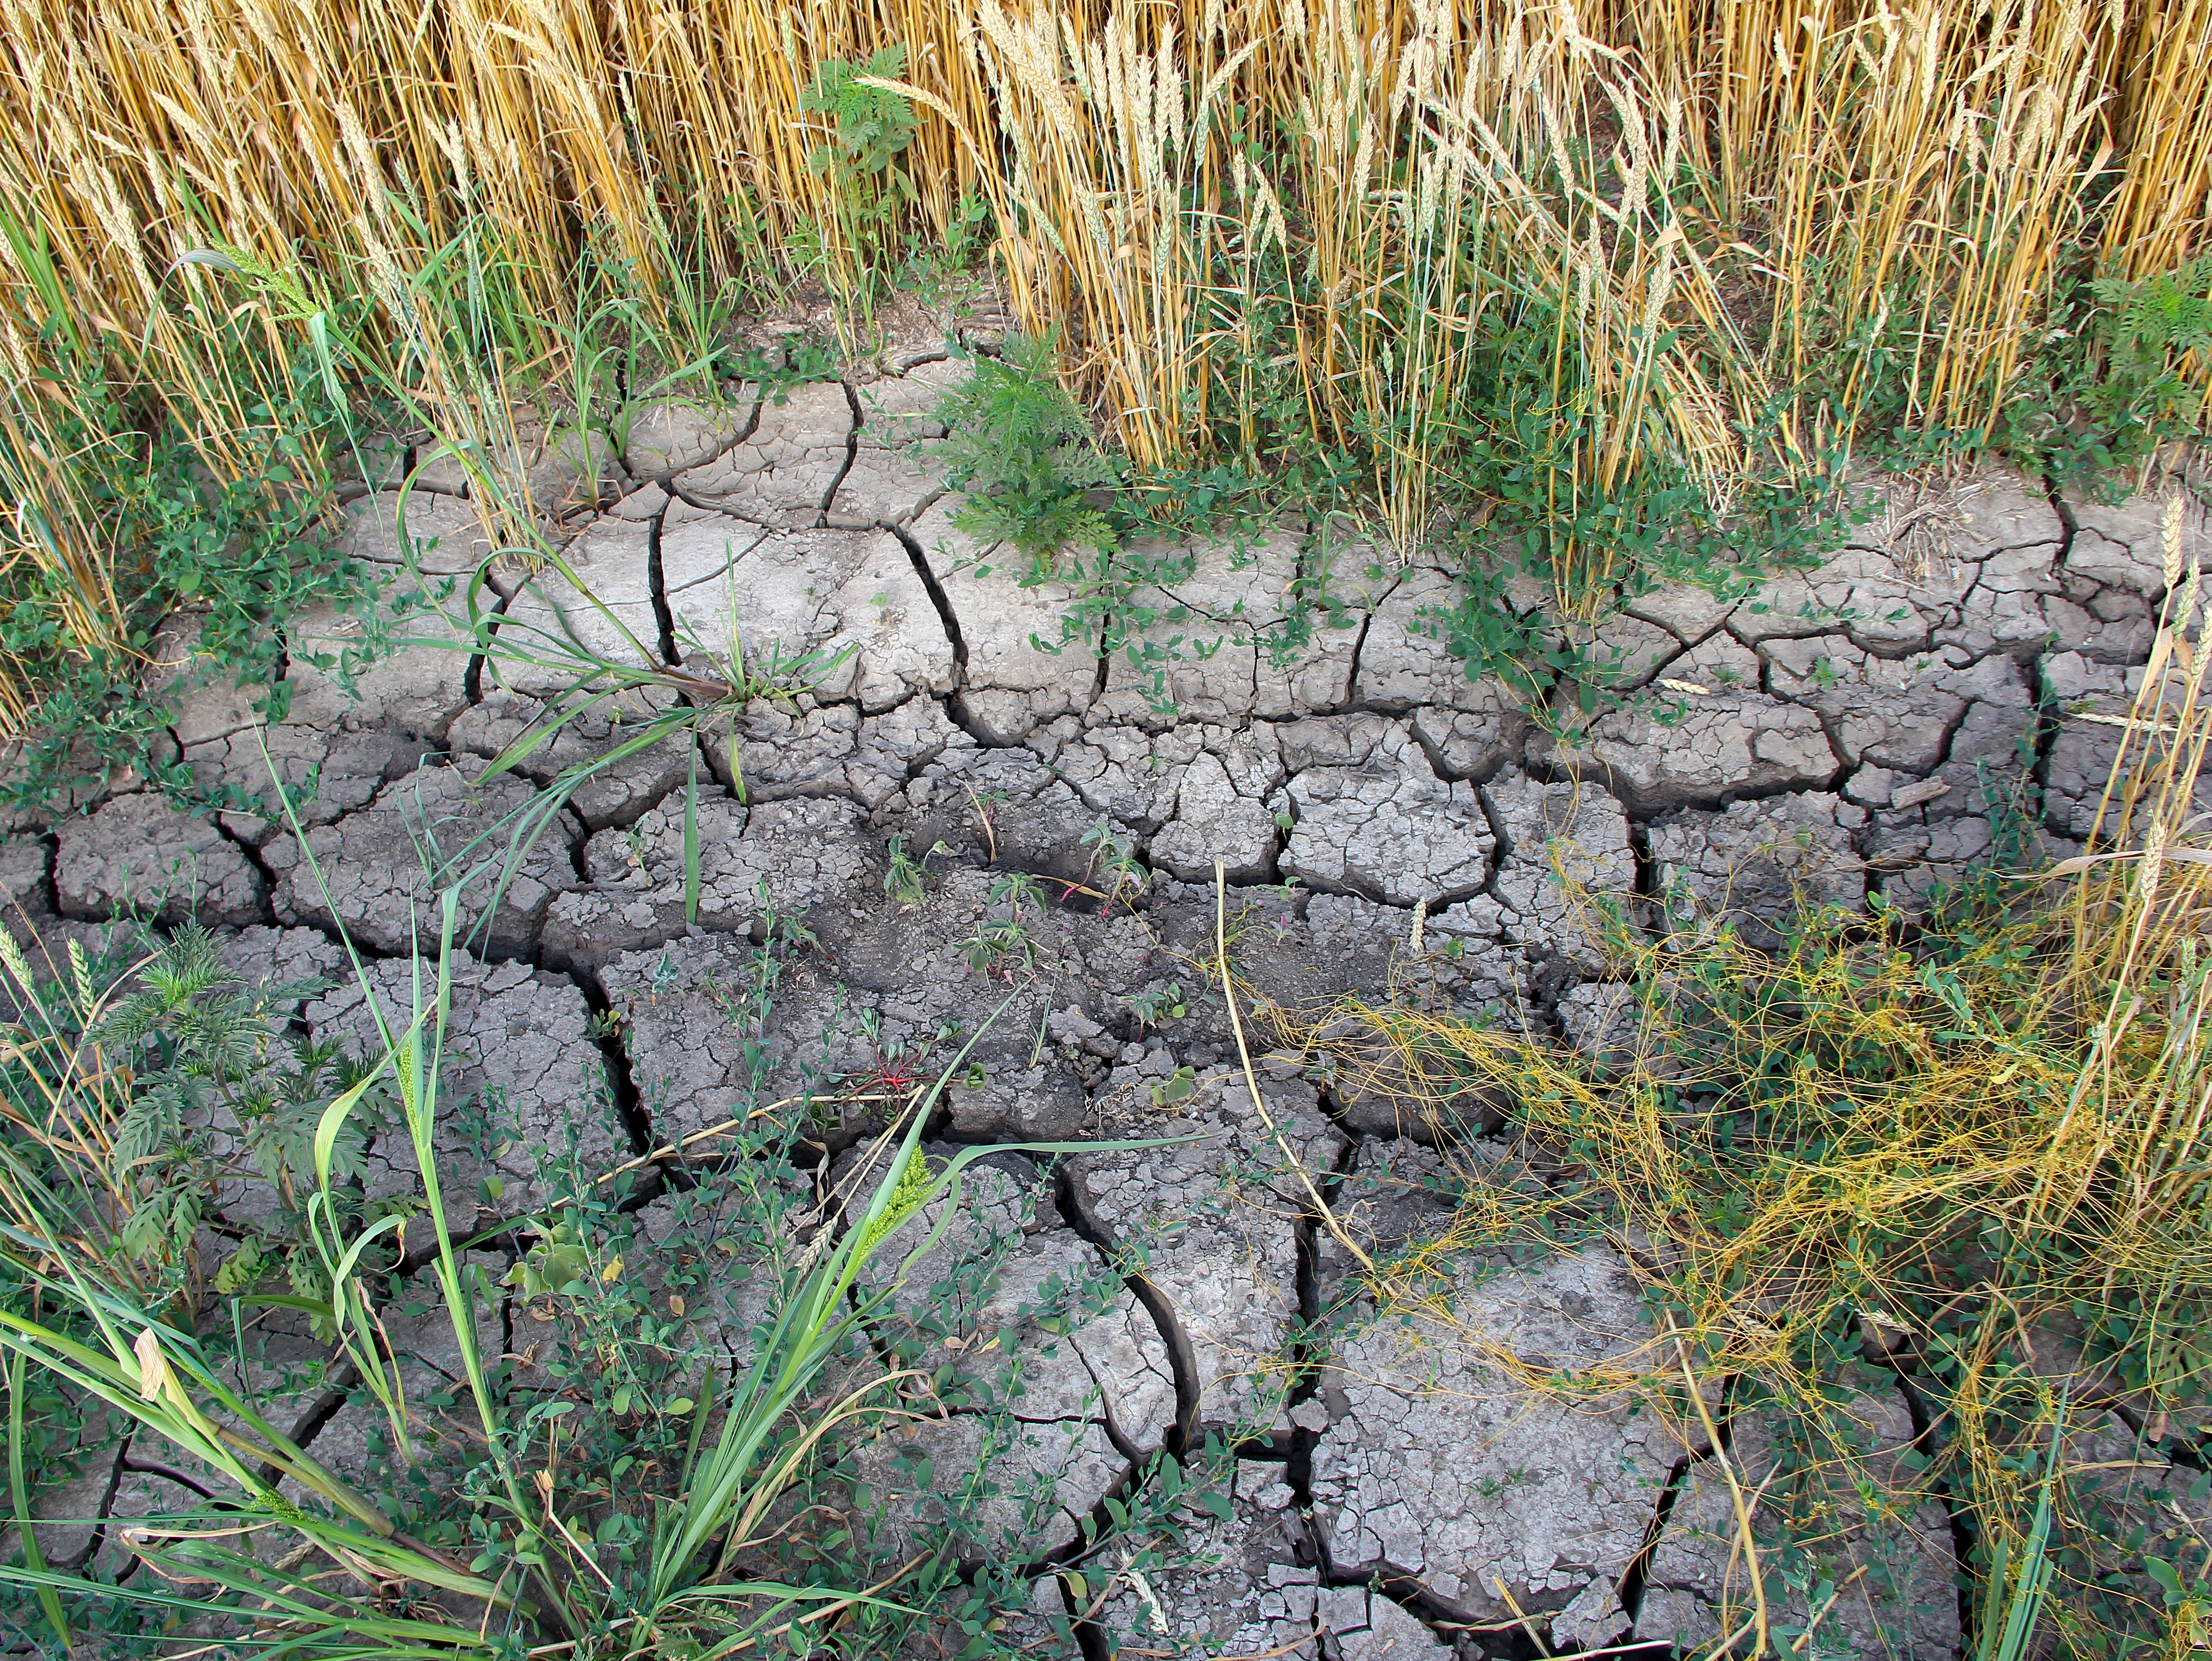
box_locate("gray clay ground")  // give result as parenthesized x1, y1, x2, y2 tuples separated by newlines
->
(15, 340, 2212, 1658)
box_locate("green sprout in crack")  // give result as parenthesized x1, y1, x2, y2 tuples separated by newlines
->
(885, 832, 927, 909)
(1080, 817, 1149, 912)
(506, 1218, 595, 1300)
(1123, 981, 1188, 1030)
(1149, 1065, 1198, 1107)
(960, 872, 1042, 979)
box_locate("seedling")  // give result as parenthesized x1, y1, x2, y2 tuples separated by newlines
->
(884, 833, 927, 909)
(960, 872, 1043, 978)
(648, 952, 684, 1000)
(1080, 818, 1149, 911)
(1149, 1066, 1198, 1107)
(989, 870, 1042, 920)
(960, 916, 1033, 979)
(507, 1219, 595, 1299)
(961, 781, 1008, 862)
(1123, 981, 1189, 1029)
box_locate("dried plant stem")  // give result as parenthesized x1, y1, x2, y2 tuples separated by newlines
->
(1214, 859, 1374, 1277)
(1672, 1325, 1772, 1656)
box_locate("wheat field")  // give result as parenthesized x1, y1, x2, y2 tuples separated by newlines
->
(0, 0, 2207, 677)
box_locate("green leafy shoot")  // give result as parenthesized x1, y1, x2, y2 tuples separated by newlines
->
(931, 332, 1121, 567)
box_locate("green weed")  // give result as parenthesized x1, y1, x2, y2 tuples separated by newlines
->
(884, 832, 928, 909)
(0, 760, 1205, 1657)
(1079, 818, 1148, 912)
(931, 333, 1119, 567)
(0, 324, 379, 813)
(792, 45, 923, 328)
(2008, 253, 2212, 494)
(1122, 982, 1188, 1030)
(959, 872, 1043, 979)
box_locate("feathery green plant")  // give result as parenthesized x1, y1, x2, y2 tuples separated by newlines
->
(931, 333, 1119, 566)
(793, 44, 924, 326)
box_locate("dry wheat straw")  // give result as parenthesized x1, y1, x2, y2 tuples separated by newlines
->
(0, 0, 2207, 718)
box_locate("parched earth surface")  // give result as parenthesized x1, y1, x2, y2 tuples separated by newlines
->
(12, 347, 2211, 1658)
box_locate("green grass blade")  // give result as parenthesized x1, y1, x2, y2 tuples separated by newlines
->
(1976, 1401, 2067, 1661)
(6, 1349, 69, 1654)
(0, 1558, 492, 1656)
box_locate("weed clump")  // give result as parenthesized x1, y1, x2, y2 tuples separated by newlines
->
(931, 331, 1120, 567)
(0, 786, 1232, 1657)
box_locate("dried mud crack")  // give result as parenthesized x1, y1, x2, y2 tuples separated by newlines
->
(24, 356, 2209, 1659)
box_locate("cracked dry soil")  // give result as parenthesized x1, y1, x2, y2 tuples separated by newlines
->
(17, 347, 2212, 1659)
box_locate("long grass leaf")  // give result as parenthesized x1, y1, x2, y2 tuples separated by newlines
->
(5, 1348, 69, 1653)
